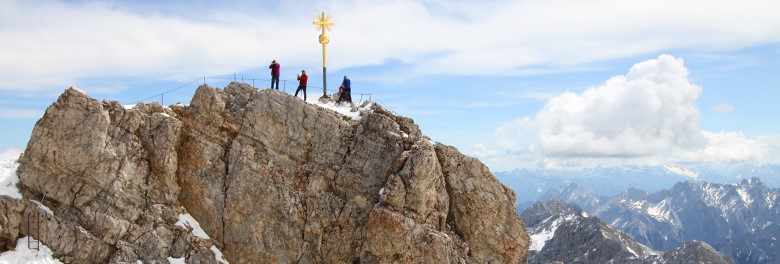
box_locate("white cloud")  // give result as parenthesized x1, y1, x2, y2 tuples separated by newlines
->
(493, 54, 780, 168)
(0, 147, 23, 161)
(711, 103, 734, 114)
(0, 1, 317, 92)
(675, 131, 765, 164)
(534, 54, 705, 157)
(0, 109, 43, 119)
(468, 144, 498, 159)
(2, 0, 780, 93)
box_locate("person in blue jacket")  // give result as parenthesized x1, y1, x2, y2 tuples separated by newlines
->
(339, 76, 352, 103)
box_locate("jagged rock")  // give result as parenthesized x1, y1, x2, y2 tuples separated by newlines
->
(662, 240, 735, 264)
(3, 82, 529, 263)
(522, 200, 734, 264)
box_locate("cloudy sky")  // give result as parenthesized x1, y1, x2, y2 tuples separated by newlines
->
(1, 0, 779, 171)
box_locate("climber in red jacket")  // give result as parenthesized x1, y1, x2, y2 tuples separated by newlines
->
(295, 70, 308, 101)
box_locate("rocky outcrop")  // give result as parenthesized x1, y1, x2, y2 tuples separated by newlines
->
(522, 200, 734, 264)
(663, 240, 735, 264)
(2, 82, 529, 263)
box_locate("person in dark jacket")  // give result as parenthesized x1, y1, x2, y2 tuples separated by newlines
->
(269, 60, 280, 89)
(295, 70, 308, 101)
(338, 76, 352, 103)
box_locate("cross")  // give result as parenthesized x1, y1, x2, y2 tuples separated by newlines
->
(313, 11, 334, 98)
(313, 11, 334, 38)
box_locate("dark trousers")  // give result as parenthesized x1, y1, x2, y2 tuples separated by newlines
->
(271, 75, 280, 89)
(295, 85, 307, 100)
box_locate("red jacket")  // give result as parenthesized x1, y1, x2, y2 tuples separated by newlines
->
(269, 63, 280, 76)
(297, 74, 308, 86)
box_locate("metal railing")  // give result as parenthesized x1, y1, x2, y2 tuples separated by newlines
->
(129, 74, 394, 113)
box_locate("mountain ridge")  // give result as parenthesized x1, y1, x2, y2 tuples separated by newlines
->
(0, 83, 530, 263)
(537, 178, 779, 263)
(522, 199, 734, 264)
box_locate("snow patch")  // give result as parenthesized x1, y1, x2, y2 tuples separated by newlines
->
(628, 200, 645, 211)
(309, 98, 373, 121)
(529, 215, 576, 251)
(0, 158, 22, 199)
(0, 236, 63, 263)
(625, 244, 638, 256)
(176, 214, 210, 239)
(647, 200, 672, 222)
(664, 165, 698, 178)
(123, 104, 136, 110)
(737, 188, 753, 205)
(31, 200, 54, 216)
(211, 245, 229, 264)
(70, 86, 87, 95)
(167, 257, 185, 264)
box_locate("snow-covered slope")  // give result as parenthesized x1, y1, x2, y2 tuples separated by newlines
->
(521, 200, 733, 264)
(539, 179, 779, 264)
(0, 158, 61, 263)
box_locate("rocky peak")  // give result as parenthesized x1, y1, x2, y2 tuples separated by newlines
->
(523, 200, 734, 264)
(2, 83, 529, 263)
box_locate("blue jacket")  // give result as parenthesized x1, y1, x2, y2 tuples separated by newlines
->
(342, 77, 351, 89)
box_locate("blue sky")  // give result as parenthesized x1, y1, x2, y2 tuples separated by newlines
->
(1, 0, 779, 171)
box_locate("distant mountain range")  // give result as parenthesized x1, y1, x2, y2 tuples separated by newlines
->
(521, 199, 734, 264)
(495, 163, 780, 207)
(528, 178, 779, 264)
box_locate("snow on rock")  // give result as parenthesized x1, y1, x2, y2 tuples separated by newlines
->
(211, 246, 229, 264)
(175, 214, 210, 239)
(664, 165, 699, 178)
(308, 98, 373, 121)
(69, 86, 87, 95)
(0, 158, 22, 199)
(0, 237, 63, 264)
(31, 200, 54, 216)
(529, 216, 567, 251)
(167, 257, 185, 264)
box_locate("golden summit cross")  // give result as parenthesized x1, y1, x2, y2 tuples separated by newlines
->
(313, 11, 334, 37)
(313, 11, 334, 98)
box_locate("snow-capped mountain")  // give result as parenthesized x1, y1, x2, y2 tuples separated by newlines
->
(539, 178, 779, 264)
(521, 200, 734, 264)
(496, 163, 780, 208)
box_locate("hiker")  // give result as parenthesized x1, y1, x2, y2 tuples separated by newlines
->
(269, 60, 280, 89)
(338, 76, 352, 104)
(295, 70, 308, 101)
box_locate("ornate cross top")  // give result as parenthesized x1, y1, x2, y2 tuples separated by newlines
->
(313, 11, 334, 34)
(313, 11, 334, 98)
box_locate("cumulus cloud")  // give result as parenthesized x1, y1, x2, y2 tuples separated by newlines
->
(674, 131, 764, 163)
(535, 54, 705, 157)
(2, 0, 780, 93)
(468, 144, 498, 159)
(493, 54, 780, 168)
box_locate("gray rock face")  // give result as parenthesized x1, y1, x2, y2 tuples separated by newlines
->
(522, 200, 734, 264)
(539, 179, 780, 264)
(663, 240, 735, 264)
(2, 82, 529, 263)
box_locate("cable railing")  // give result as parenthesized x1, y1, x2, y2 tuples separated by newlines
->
(129, 74, 393, 113)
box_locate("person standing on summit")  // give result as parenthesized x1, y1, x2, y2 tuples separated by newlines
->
(269, 60, 280, 89)
(339, 76, 352, 103)
(295, 70, 308, 101)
